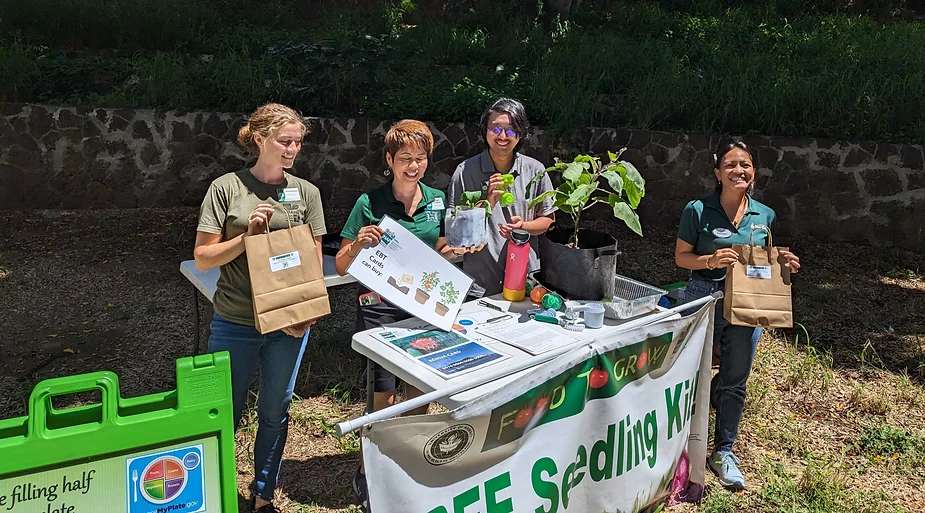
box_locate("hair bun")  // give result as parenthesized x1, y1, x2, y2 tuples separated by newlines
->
(237, 124, 252, 148)
(237, 103, 305, 155)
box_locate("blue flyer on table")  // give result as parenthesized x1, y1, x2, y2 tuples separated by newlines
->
(416, 341, 510, 378)
(386, 330, 510, 378)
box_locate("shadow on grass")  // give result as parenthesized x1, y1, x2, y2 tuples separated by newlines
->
(294, 294, 367, 401)
(279, 452, 361, 510)
(788, 241, 925, 384)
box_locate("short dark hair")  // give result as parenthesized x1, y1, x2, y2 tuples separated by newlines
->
(479, 97, 530, 151)
(713, 140, 756, 193)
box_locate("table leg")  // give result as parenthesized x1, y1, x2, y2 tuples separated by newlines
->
(203, 302, 212, 352)
(366, 357, 374, 414)
(192, 283, 200, 356)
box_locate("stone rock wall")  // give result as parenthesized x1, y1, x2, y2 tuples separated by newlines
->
(2, 103, 923, 249)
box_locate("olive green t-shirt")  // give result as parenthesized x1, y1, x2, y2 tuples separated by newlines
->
(677, 191, 777, 282)
(197, 170, 327, 326)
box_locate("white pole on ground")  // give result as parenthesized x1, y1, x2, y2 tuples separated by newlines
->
(335, 292, 721, 437)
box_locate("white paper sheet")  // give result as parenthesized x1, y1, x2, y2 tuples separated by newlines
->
(371, 310, 500, 344)
(474, 320, 577, 355)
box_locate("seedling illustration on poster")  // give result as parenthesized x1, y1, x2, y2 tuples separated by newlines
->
(346, 215, 473, 331)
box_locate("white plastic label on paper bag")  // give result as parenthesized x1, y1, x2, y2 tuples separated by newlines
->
(745, 265, 771, 279)
(269, 251, 301, 272)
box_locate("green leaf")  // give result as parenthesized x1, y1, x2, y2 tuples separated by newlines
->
(528, 189, 556, 210)
(460, 191, 484, 207)
(600, 170, 623, 195)
(578, 172, 593, 186)
(566, 183, 596, 206)
(607, 151, 618, 163)
(612, 162, 644, 208)
(562, 162, 585, 182)
(553, 191, 575, 215)
(624, 180, 643, 209)
(612, 202, 643, 236)
(619, 161, 646, 193)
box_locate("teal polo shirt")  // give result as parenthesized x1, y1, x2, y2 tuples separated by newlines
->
(340, 182, 446, 248)
(677, 192, 777, 282)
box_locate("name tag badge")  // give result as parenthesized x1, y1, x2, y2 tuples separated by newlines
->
(428, 197, 445, 211)
(746, 265, 772, 279)
(278, 187, 301, 202)
(712, 228, 732, 239)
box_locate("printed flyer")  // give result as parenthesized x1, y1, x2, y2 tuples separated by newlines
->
(384, 330, 511, 379)
(346, 215, 474, 331)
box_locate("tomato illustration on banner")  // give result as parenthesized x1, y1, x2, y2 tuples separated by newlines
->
(126, 444, 206, 513)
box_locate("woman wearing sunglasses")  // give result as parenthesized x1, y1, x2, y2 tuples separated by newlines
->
(447, 98, 557, 298)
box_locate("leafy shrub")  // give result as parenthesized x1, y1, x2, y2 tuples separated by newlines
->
(3, 1, 925, 143)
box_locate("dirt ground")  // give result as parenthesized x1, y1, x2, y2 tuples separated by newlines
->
(1, 208, 923, 512)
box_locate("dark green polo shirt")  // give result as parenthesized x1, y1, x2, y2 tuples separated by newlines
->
(340, 182, 446, 247)
(677, 192, 777, 282)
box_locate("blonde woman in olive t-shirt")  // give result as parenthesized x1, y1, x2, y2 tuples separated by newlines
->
(193, 104, 325, 513)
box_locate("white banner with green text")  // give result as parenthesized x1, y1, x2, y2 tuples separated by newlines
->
(363, 300, 715, 513)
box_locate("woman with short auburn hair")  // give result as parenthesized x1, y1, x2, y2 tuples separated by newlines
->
(335, 119, 475, 513)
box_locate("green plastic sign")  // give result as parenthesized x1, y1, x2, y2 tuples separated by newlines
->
(0, 352, 237, 513)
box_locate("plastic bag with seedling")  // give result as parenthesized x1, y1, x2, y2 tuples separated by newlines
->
(447, 173, 516, 247)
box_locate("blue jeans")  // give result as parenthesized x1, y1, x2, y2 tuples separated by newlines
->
(683, 279, 761, 454)
(208, 312, 309, 501)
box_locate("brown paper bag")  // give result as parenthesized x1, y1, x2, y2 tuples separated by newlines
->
(723, 224, 793, 328)
(244, 212, 331, 334)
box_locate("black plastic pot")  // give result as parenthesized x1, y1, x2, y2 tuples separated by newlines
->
(537, 228, 619, 300)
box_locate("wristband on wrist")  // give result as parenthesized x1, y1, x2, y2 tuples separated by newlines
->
(706, 255, 715, 270)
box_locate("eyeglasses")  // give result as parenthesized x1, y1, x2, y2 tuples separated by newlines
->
(489, 126, 518, 138)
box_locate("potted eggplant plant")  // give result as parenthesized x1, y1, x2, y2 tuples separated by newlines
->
(445, 174, 516, 247)
(527, 148, 645, 300)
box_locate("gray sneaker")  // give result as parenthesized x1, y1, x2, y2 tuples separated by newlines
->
(707, 451, 745, 490)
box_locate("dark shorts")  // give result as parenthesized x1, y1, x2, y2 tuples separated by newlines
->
(356, 288, 411, 393)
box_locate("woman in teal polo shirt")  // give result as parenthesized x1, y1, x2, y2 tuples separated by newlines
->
(675, 141, 800, 491)
(334, 119, 473, 513)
